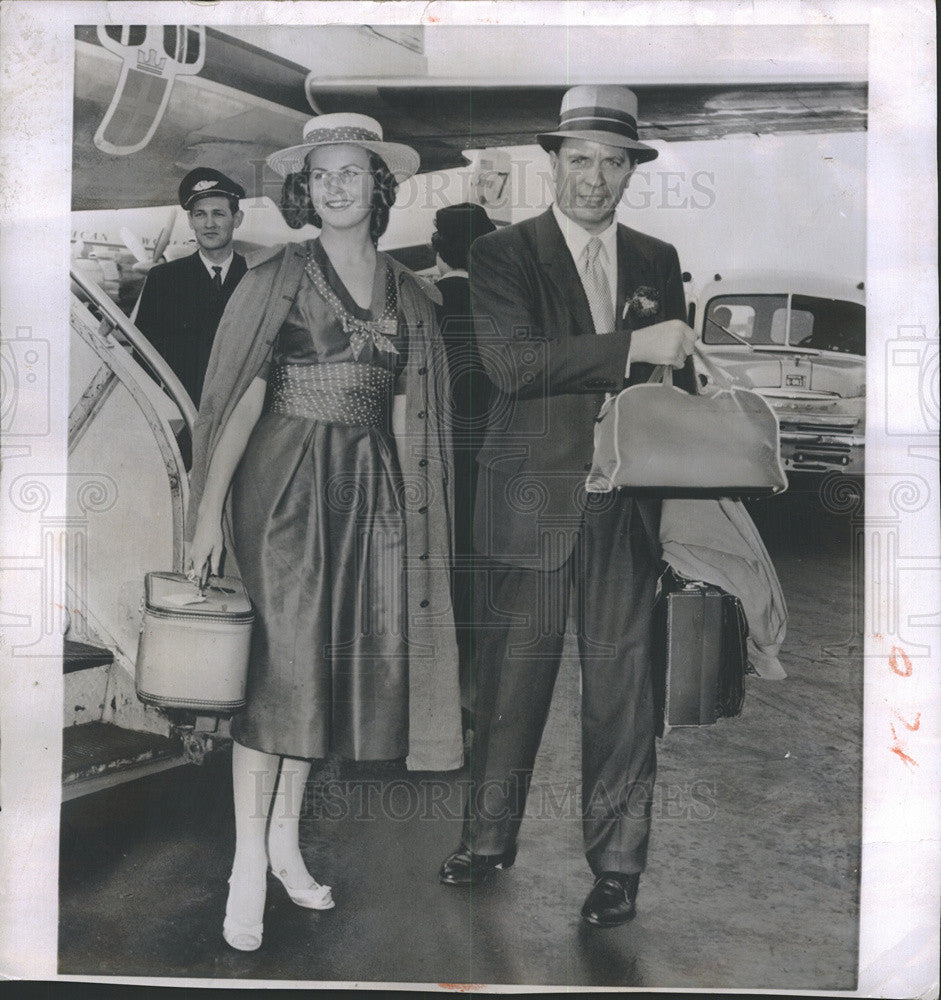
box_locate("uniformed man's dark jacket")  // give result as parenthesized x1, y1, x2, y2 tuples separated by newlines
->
(135, 250, 247, 406)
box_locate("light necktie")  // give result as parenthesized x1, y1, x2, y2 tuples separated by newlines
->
(582, 237, 615, 335)
(211, 265, 223, 296)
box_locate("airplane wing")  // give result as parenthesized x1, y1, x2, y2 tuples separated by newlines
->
(308, 81, 867, 173)
(72, 24, 867, 211)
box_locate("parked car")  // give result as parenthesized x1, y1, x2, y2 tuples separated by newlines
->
(691, 272, 865, 477)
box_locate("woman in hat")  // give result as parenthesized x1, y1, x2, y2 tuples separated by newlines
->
(186, 114, 462, 951)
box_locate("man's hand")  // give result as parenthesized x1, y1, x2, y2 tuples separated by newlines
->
(629, 320, 696, 368)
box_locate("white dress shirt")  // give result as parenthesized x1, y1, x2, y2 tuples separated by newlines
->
(438, 267, 469, 281)
(551, 203, 632, 373)
(198, 250, 234, 283)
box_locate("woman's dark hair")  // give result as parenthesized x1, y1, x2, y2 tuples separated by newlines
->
(280, 149, 397, 244)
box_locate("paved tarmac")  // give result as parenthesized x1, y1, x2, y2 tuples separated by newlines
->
(59, 482, 863, 990)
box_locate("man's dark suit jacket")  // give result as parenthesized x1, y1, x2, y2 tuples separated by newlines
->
(470, 208, 695, 570)
(435, 272, 493, 556)
(135, 250, 247, 406)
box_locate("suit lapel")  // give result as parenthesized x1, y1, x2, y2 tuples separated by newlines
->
(534, 210, 595, 336)
(615, 226, 629, 330)
(615, 225, 648, 332)
(185, 251, 211, 294)
(223, 253, 247, 292)
(617, 225, 660, 330)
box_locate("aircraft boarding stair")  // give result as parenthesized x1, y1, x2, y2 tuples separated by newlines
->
(63, 269, 227, 799)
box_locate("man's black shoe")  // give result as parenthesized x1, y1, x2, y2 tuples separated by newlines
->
(438, 844, 517, 886)
(580, 872, 640, 927)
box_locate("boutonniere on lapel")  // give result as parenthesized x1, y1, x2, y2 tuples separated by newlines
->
(623, 286, 660, 321)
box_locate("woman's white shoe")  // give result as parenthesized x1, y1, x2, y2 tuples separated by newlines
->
(271, 867, 335, 910)
(223, 871, 266, 951)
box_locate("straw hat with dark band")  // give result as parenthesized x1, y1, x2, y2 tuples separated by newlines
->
(267, 113, 420, 182)
(537, 85, 659, 164)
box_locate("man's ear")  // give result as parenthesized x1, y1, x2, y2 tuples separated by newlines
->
(233, 209, 245, 230)
(186, 211, 196, 232)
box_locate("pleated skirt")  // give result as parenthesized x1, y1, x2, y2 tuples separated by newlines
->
(230, 410, 408, 760)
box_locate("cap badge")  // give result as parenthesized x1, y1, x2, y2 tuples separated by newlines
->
(193, 179, 218, 191)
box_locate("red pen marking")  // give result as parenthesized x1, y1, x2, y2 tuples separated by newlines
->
(887, 646, 918, 766)
(889, 646, 913, 677)
(892, 710, 921, 731)
(889, 742, 918, 768)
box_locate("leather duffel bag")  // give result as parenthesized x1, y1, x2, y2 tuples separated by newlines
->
(586, 350, 788, 498)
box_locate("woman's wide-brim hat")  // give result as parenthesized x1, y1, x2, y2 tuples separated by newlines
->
(266, 113, 420, 182)
(537, 85, 659, 164)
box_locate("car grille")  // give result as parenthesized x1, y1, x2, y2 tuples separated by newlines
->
(777, 415, 860, 436)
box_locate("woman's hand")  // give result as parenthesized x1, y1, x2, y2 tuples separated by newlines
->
(187, 509, 224, 584)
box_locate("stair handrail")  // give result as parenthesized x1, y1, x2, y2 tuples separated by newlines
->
(70, 265, 198, 436)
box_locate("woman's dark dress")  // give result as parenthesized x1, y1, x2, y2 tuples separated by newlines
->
(230, 241, 408, 760)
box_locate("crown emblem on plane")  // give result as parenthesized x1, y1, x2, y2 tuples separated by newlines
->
(136, 48, 167, 75)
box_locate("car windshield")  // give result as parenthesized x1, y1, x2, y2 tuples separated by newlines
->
(703, 293, 865, 356)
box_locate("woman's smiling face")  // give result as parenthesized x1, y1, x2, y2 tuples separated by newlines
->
(307, 144, 374, 231)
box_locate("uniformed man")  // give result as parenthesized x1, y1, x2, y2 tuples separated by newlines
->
(135, 167, 248, 407)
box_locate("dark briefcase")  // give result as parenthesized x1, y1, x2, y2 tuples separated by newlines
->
(654, 570, 748, 732)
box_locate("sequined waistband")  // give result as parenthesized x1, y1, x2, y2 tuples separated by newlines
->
(266, 362, 394, 427)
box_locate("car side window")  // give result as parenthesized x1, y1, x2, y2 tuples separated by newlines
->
(703, 296, 769, 345)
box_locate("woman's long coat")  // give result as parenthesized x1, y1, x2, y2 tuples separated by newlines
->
(188, 241, 463, 771)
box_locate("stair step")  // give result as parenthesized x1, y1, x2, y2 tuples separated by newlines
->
(63, 638, 114, 674)
(62, 721, 186, 800)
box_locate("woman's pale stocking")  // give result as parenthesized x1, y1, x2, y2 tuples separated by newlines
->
(267, 756, 316, 888)
(227, 742, 279, 930)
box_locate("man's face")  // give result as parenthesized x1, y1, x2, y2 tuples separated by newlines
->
(187, 196, 242, 253)
(550, 138, 635, 233)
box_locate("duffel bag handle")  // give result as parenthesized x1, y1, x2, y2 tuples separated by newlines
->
(692, 343, 737, 391)
(650, 349, 737, 393)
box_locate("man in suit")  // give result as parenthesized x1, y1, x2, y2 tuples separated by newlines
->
(438, 86, 697, 927)
(135, 167, 248, 408)
(432, 202, 497, 735)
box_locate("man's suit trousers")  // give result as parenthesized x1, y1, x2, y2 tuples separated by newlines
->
(463, 491, 660, 876)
